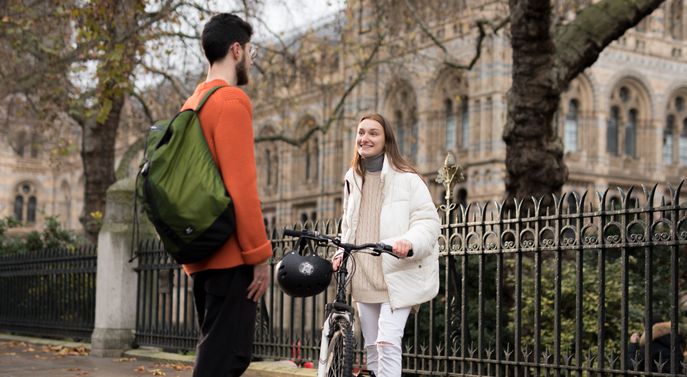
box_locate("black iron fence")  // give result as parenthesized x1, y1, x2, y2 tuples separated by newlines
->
(0, 182, 684, 377)
(0, 245, 97, 340)
(133, 183, 687, 376)
(134, 239, 197, 351)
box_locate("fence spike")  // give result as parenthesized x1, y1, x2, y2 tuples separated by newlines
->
(642, 181, 657, 210)
(673, 179, 684, 206)
(598, 188, 609, 211)
(624, 186, 635, 209)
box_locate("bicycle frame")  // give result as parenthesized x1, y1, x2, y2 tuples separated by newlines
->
(317, 249, 355, 377)
(281, 229, 409, 377)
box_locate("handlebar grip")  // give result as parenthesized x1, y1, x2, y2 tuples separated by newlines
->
(381, 244, 414, 257)
(283, 229, 302, 237)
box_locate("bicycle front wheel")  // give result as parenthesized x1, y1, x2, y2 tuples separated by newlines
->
(325, 318, 354, 377)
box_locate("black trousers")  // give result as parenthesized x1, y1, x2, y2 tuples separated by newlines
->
(192, 265, 256, 377)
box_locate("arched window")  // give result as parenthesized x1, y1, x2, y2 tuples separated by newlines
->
(565, 99, 579, 153)
(304, 137, 319, 182)
(266, 149, 273, 186)
(433, 71, 468, 154)
(293, 116, 318, 185)
(626, 109, 637, 157)
(305, 147, 311, 181)
(664, 115, 675, 164)
(445, 98, 456, 150)
(395, 110, 405, 154)
(27, 196, 37, 223)
(607, 106, 620, 155)
(16, 131, 26, 157)
(14, 196, 23, 222)
(668, 0, 684, 40)
(666, 92, 687, 166)
(13, 182, 37, 225)
(607, 83, 648, 158)
(258, 126, 278, 193)
(386, 80, 418, 162)
(461, 97, 470, 149)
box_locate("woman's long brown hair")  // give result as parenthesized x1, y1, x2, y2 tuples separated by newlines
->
(351, 113, 419, 179)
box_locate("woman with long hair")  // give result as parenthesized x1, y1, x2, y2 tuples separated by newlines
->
(333, 113, 441, 376)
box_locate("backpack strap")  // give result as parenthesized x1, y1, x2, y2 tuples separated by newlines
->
(195, 85, 227, 112)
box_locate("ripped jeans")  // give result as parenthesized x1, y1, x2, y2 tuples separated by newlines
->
(357, 302, 411, 377)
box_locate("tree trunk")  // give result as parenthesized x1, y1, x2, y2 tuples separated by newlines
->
(81, 96, 125, 243)
(504, 0, 566, 204)
(504, 0, 667, 203)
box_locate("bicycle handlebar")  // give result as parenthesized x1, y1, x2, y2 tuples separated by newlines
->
(283, 228, 413, 258)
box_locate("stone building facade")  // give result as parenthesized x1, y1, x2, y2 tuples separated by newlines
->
(0, 105, 83, 231)
(2, 0, 686, 232)
(252, 0, 687, 227)
(0, 95, 149, 232)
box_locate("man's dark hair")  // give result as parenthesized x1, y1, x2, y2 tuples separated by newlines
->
(202, 13, 253, 66)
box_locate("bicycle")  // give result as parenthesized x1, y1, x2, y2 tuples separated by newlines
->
(283, 228, 412, 377)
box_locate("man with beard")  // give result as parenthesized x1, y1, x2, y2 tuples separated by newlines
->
(180, 13, 272, 377)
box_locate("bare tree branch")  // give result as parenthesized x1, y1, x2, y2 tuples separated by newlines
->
(402, 0, 509, 71)
(255, 32, 386, 145)
(139, 62, 189, 98)
(554, 0, 665, 87)
(130, 91, 156, 124)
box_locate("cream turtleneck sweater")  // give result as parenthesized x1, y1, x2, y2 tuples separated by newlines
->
(351, 171, 388, 303)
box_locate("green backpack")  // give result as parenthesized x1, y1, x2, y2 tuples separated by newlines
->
(136, 85, 235, 264)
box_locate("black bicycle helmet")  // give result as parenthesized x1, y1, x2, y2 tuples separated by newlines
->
(276, 251, 333, 297)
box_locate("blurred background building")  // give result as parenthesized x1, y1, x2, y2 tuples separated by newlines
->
(1, 0, 686, 231)
(250, 0, 687, 227)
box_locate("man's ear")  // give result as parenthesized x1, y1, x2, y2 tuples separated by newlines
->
(231, 43, 242, 61)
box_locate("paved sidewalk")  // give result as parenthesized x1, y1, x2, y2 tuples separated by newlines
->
(0, 334, 316, 377)
(0, 336, 192, 377)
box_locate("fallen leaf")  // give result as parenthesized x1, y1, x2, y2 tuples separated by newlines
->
(118, 357, 137, 362)
(135, 366, 146, 372)
(149, 368, 166, 376)
(66, 368, 81, 372)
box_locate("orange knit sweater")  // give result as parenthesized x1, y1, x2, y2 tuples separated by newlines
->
(180, 79, 272, 275)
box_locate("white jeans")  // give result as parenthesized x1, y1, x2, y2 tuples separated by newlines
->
(357, 302, 411, 377)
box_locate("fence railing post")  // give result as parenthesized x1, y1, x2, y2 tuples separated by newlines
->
(91, 177, 155, 357)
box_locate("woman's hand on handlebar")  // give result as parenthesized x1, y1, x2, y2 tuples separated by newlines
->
(392, 239, 413, 258)
(332, 252, 343, 271)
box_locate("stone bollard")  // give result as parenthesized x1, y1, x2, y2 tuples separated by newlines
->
(91, 177, 155, 357)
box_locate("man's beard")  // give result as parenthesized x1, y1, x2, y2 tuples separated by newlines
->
(236, 55, 249, 86)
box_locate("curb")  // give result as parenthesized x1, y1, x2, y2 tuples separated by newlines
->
(0, 333, 90, 350)
(0, 333, 317, 377)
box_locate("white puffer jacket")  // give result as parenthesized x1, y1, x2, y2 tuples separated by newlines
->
(341, 156, 441, 309)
